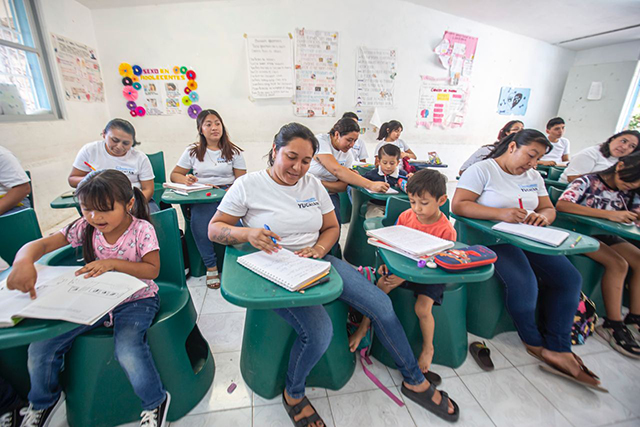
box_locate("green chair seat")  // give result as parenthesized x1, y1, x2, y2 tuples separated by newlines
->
(0, 208, 42, 265)
(547, 166, 564, 181)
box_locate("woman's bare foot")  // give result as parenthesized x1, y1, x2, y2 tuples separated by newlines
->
(418, 346, 434, 374)
(540, 348, 585, 379)
(348, 325, 367, 352)
(524, 344, 543, 360)
(403, 381, 454, 414)
(284, 390, 324, 427)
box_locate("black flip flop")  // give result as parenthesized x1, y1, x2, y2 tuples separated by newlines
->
(401, 382, 459, 422)
(282, 392, 326, 427)
(424, 370, 442, 386)
(469, 341, 494, 371)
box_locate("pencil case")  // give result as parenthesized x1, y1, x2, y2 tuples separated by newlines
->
(433, 245, 497, 271)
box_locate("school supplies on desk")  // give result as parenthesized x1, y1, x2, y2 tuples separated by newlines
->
(366, 225, 454, 257)
(434, 245, 497, 272)
(365, 187, 399, 195)
(61, 190, 75, 198)
(0, 265, 147, 327)
(237, 248, 331, 292)
(491, 222, 569, 247)
(163, 182, 213, 194)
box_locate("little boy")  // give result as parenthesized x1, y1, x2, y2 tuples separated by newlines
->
(362, 144, 404, 218)
(539, 117, 570, 166)
(349, 169, 456, 379)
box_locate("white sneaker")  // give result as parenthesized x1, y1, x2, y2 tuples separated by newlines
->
(20, 394, 64, 427)
(140, 392, 170, 427)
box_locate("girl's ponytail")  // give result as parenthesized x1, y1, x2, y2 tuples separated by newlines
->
(376, 122, 389, 141)
(131, 187, 151, 223)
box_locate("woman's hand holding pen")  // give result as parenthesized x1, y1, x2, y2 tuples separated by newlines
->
(499, 208, 528, 223)
(523, 212, 550, 227)
(248, 228, 281, 254)
(185, 174, 198, 185)
(368, 181, 389, 193)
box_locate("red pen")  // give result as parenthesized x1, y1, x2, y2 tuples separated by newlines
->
(518, 197, 524, 209)
(84, 161, 96, 171)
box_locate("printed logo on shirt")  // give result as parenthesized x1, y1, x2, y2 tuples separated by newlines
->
(296, 197, 320, 209)
(115, 165, 136, 176)
(217, 157, 231, 164)
(519, 184, 539, 193)
(338, 160, 347, 166)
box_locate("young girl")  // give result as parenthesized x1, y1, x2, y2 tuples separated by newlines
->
(7, 170, 170, 427)
(556, 153, 640, 358)
(559, 130, 640, 183)
(374, 120, 416, 163)
(68, 119, 158, 212)
(170, 109, 246, 289)
(458, 120, 524, 175)
(362, 144, 403, 218)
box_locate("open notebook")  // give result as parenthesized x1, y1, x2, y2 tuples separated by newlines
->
(365, 187, 399, 195)
(237, 249, 331, 292)
(491, 222, 569, 247)
(163, 182, 213, 193)
(0, 265, 147, 327)
(366, 225, 454, 257)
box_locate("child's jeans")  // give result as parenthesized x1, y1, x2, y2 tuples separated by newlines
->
(27, 295, 166, 411)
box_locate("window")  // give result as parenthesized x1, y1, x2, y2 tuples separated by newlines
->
(0, 0, 60, 120)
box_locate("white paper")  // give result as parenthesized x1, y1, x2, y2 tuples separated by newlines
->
(491, 222, 569, 247)
(370, 107, 383, 128)
(366, 225, 454, 256)
(355, 47, 397, 107)
(587, 81, 602, 100)
(163, 182, 212, 192)
(0, 256, 8, 272)
(416, 76, 469, 129)
(365, 187, 399, 195)
(245, 36, 294, 99)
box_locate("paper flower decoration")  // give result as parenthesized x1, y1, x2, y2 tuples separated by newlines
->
(187, 80, 198, 90)
(189, 91, 199, 102)
(135, 106, 146, 117)
(123, 86, 138, 101)
(133, 82, 142, 90)
(126, 101, 137, 110)
(188, 104, 202, 119)
(132, 65, 142, 76)
(119, 62, 133, 77)
(182, 96, 192, 106)
(186, 70, 196, 80)
(122, 77, 133, 86)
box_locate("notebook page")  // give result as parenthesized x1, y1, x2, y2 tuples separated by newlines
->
(163, 182, 212, 192)
(365, 187, 399, 195)
(491, 222, 569, 247)
(366, 225, 454, 256)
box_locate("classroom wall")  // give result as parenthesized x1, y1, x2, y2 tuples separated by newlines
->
(0, 0, 110, 231)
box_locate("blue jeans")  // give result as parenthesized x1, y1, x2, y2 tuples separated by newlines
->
(329, 193, 342, 225)
(148, 199, 160, 213)
(274, 255, 425, 398)
(27, 295, 166, 411)
(491, 245, 582, 352)
(190, 202, 220, 269)
(1, 197, 30, 217)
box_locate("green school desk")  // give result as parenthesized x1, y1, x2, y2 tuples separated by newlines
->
(554, 213, 640, 242)
(221, 244, 353, 398)
(161, 187, 227, 277)
(50, 193, 81, 214)
(544, 178, 568, 191)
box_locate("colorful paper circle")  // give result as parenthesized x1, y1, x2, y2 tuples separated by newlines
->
(130, 110, 137, 117)
(188, 104, 202, 119)
(187, 80, 198, 90)
(184, 87, 191, 94)
(173, 66, 180, 74)
(123, 86, 138, 101)
(186, 70, 196, 80)
(118, 62, 133, 77)
(131, 75, 140, 83)
(180, 66, 187, 74)
(126, 101, 137, 110)
(132, 82, 141, 90)
(122, 77, 133, 86)
(132, 65, 142, 76)
(182, 96, 192, 106)
(135, 106, 146, 117)
(188, 91, 199, 102)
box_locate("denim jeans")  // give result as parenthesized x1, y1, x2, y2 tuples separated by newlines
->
(190, 202, 221, 269)
(1, 197, 30, 217)
(491, 244, 582, 352)
(274, 255, 425, 398)
(27, 295, 166, 411)
(329, 193, 342, 225)
(148, 199, 160, 213)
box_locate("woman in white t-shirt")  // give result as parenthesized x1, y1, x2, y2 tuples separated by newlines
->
(170, 109, 246, 288)
(458, 120, 524, 175)
(0, 145, 31, 216)
(560, 130, 640, 183)
(210, 123, 459, 424)
(374, 120, 416, 163)
(452, 129, 602, 390)
(308, 118, 389, 225)
(68, 119, 157, 210)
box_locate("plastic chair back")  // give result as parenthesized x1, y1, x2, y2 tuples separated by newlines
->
(147, 151, 166, 184)
(25, 170, 34, 209)
(548, 166, 564, 181)
(382, 196, 450, 227)
(0, 208, 42, 265)
(548, 186, 564, 205)
(150, 208, 186, 288)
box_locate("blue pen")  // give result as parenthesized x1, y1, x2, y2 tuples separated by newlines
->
(263, 224, 277, 244)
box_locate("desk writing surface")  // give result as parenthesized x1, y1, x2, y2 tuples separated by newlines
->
(50, 193, 79, 210)
(160, 187, 226, 205)
(555, 212, 640, 242)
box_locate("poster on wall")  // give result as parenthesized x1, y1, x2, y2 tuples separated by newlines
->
(355, 47, 397, 107)
(50, 33, 105, 102)
(416, 75, 469, 129)
(497, 87, 531, 116)
(294, 28, 339, 117)
(118, 63, 202, 119)
(433, 31, 478, 85)
(245, 35, 294, 99)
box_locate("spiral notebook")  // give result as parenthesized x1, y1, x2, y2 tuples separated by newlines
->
(237, 249, 331, 292)
(491, 222, 569, 247)
(366, 225, 454, 257)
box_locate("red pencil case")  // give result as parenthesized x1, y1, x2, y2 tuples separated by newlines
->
(433, 245, 497, 271)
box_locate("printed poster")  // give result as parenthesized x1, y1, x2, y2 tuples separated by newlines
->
(245, 36, 294, 99)
(355, 47, 397, 107)
(294, 28, 339, 117)
(50, 33, 105, 102)
(497, 87, 531, 116)
(416, 76, 469, 129)
(433, 31, 478, 85)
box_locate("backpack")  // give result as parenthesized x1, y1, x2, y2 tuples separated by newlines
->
(571, 292, 598, 345)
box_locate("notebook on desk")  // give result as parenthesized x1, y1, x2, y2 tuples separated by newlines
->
(162, 182, 213, 193)
(365, 187, 399, 195)
(237, 249, 331, 292)
(366, 225, 454, 257)
(491, 222, 569, 247)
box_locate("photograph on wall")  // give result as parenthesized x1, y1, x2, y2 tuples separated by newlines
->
(416, 75, 469, 129)
(245, 35, 294, 99)
(355, 47, 397, 107)
(497, 87, 531, 116)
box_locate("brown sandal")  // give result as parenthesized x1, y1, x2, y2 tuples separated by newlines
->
(539, 352, 608, 393)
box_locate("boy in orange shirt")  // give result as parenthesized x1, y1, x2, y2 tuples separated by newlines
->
(349, 169, 456, 383)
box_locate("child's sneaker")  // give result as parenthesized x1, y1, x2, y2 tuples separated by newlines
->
(140, 392, 170, 427)
(624, 313, 640, 341)
(20, 394, 63, 427)
(1, 404, 27, 427)
(596, 319, 640, 359)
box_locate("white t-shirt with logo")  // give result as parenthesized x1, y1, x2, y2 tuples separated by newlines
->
(218, 170, 335, 251)
(457, 159, 548, 210)
(559, 145, 617, 183)
(72, 140, 154, 188)
(176, 146, 247, 186)
(350, 138, 369, 162)
(0, 146, 30, 197)
(308, 133, 354, 182)
(374, 139, 412, 158)
(540, 137, 570, 163)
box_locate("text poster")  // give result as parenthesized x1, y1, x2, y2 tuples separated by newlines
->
(433, 31, 478, 85)
(355, 47, 397, 107)
(294, 28, 338, 117)
(51, 33, 105, 102)
(416, 76, 469, 129)
(246, 36, 294, 99)
(497, 87, 531, 116)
